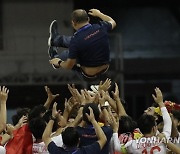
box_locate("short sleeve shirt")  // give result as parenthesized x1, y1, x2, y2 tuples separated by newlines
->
(76, 125, 113, 154)
(48, 141, 101, 154)
(68, 21, 112, 67)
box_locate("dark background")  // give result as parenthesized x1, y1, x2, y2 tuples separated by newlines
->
(1, 0, 180, 121)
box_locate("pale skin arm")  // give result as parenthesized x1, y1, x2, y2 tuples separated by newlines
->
(152, 87, 165, 108)
(1, 124, 14, 145)
(88, 9, 116, 29)
(86, 107, 107, 150)
(104, 91, 117, 113)
(166, 141, 180, 153)
(44, 86, 59, 110)
(170, 114, 179, 138)
(98, 91, 110, 126)
(98, 78, 111, 92)
(49, 58, 76, 70)
(158, 133, 180, 154)
(42, 102, 59, 146)
(0, 86, 9, 133)
(112, 83, 127, 117)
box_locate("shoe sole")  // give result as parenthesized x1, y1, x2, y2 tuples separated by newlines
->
(48, 20, 59, 69)
(48, 20, 57, 47)
(52, 64, 58, 69)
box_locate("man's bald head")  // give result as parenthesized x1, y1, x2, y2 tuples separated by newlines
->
(71, 9, 89, 24)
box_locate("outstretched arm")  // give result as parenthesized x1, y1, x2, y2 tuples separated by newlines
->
(88, 9, 116, 29)
(42, 102, 59, 147)
(49, 58, 76, 70)
(152, 87, 172, 138)
(86, 107, 107, 150)
(0, 86, 9, 133)
(44, 86, 59, 110)
(112, 83, 127, 117)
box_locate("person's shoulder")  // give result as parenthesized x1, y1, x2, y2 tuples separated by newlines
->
(79, 141, 101, 154)
(48, 141, 63, 153)
(102, 125, 113, 132)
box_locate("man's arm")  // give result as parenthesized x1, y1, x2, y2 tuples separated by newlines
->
(42, 102, 58, 147)
(0, 86, 9, 133)
(166, 141, 180, 153)
(88, 9, 116, 29)
(44, 86, 59, 110)
(86, 107, 107, 150)
(49, 58, 76, 70)
(112, 83, 127, 117)
(152, 87, 172, 138)
(60, 58, 76, 69)
(158, 133, 180, 154)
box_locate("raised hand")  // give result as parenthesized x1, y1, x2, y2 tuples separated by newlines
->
(88, 9, 101, 17)
(84, 89, 96, 103)
(52, 102, 59, 118)
(17, 115, 28, 126)
(45, 86, 59, 102)
(108, 109, 119, 133)
(86, 107, 95, 123)
(0, 86, 9, 103)
(99, 78, 111, 92)
(98, 90, 106, 106)
(152, 87, 163, 104)
(111, 83, 119, 99)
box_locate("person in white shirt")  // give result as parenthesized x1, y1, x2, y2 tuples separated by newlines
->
(29, 117, 64, 154)
(112, 87, 172, 154)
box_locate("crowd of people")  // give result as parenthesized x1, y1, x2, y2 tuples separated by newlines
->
(0, 78, 180, 154)
(0, 7, 180, 154)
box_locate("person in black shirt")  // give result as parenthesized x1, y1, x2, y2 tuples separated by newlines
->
(48, 9, 116, 79)
(42, 103, 107, 154)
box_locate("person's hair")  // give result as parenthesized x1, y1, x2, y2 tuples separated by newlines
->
(71, 9, 89, 23)
(62, 127, 79, 147)
(118, 116, 136, 134)
(138, 114, 156, 134)
(156, 115, 163, 125)
(29, 117, 46, 140)
(11, 108, 30, 125)
(83, 103, 100, 124)
(28, 105, 46, 121)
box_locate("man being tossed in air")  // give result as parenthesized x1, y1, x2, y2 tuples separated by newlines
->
(48, 9, 116, 79)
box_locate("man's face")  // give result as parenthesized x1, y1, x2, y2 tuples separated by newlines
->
(144, 107, 155, 115)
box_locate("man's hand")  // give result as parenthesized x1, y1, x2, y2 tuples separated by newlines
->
(86, 107, 95, 123)
(45, 86, 59, 102)
(152, 87, 164, 105)
(88, 9, 102, 17)
(52, 102, 59, 118)
(108, 109, 119, 133)
(6, 124, 14, 136)
(17, 115, 28, 127)
(0, 86, 9, 103)
(99, 78, 111, 92)
(88, 8, 116, 29)
(111, 83, 119, 99)
(84, 89, 96, 103)
(98, 91, 106, 107)
(49, 58, 63, 68)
